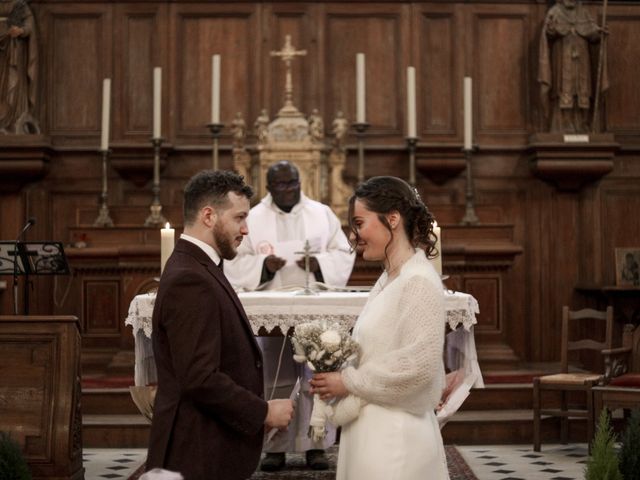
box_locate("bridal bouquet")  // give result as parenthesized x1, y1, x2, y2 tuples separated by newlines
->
(290, 320, 359, 441)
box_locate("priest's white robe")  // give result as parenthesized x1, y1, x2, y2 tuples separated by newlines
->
(224, 193, 355, 453)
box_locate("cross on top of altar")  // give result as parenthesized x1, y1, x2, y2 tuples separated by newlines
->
(270, 35, 307, 117)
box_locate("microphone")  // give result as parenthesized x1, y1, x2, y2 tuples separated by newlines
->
(16, 217, 36, 242)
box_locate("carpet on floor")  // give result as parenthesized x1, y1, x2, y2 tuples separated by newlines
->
(127, 445, 477, 479)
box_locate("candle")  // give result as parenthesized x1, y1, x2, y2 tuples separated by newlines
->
(153, 67, 162, 139)
(463, 76, 472, 150)
(160, 222, 175, 273)
(100, 78, 111, 151)
(432, 221, 442, 276)
(211, 54, 221, 124)
(407, 66, 417, 138)
(356, 53, 366, 123)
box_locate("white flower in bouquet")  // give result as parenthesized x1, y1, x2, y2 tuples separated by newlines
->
(290, 320, 359, 441)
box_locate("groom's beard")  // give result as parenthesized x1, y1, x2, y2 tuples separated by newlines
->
(213, 222, 239, 260)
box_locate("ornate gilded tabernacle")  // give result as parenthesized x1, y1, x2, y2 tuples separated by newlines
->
(231, 35, 352, 223)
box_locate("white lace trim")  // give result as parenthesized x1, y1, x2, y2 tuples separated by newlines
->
(125, 290, 479, 339)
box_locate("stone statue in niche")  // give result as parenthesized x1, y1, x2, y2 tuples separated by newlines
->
(0, 0, 40, 134)
(254, 109, 269, 146)
(308, 108, 324, 142)
(332, 111, 348, 151)
(230, 111, 246, 150)
(538, 0, 608, 133)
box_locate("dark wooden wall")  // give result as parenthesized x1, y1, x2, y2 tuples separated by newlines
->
(2, 0, 640, 371)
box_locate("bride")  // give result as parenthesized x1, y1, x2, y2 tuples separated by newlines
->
(310, 176, 449, 480)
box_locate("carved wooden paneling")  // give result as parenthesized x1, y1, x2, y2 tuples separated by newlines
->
(83, 279, 120, 336)
(471, 6, 531, 142)
(114, 4, 164, 139)
(324, 4, 408, 135)
(417, 5, 459, 137)
(465, 276, 501, 331)
(172, 5, 258, 138)
(601, 186, 640, 284)
(0, 317, 83, 480)
(48, 8, 111, 136)
(0, 339, 52, 457)
(605, 15, 640, 134)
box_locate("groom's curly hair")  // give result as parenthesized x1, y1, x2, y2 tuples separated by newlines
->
(347, 176, 438, 260)
(183, 170, 253, 226)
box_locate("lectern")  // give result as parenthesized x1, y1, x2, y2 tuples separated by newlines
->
(0, 315, 84, 480)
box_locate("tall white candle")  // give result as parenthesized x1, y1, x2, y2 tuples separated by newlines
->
(153, 67, 162, 139)
(100, 78, 111, 151)
(211, 54, 221, 124)
(160, 222, 175, 274)
(432, 221, 442, 276)
(463, 76, 472, 150)
(407, 66, 417, 138)
(356, 53, 366, 123)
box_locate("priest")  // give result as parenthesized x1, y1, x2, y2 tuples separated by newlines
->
(225, 161, 355, 471)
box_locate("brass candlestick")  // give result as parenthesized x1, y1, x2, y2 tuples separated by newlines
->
(407, 137, 418, 186)
(460, 147, 479, 225)
(94, 149, 114, 227)
(144, 137, 167, 227)
(207, 122, 225, 170)
(352, 122, 370, 184)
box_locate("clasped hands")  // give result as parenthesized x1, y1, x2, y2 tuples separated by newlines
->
(309, 372, 348, 401)
(265, 254, 320, 274)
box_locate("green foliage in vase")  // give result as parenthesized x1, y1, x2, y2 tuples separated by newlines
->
(584, 409, 622, 480)
(619, 409, 640, 480)
(0, 432, 31, 480)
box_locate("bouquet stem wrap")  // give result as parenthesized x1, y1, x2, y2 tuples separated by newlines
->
(290, 321, 360, 441)
(308, 393, 330, 442)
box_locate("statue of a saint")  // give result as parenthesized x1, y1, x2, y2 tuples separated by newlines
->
(230, 111, 246, 150)
(0, 0, 40, 134)
(538, 0, 607, 133)
(254, 109, 269, 145)
(308, 108, 324, 142)
(332, 111, 348, 151)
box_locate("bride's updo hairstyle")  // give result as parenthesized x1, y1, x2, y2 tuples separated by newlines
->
(348, 176, 439, 259)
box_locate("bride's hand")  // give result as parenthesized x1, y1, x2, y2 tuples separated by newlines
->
(310, 372, 348, 400)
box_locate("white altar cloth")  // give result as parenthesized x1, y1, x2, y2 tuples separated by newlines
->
(125, 290, 483, 388)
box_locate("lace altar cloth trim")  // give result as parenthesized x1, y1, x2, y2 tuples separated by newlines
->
(125, 290, 479, 338)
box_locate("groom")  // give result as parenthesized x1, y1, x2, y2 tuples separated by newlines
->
(146, 170, 294, 480)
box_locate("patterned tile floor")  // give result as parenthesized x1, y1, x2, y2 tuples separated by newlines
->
(457, 443, 589, 480)
(83, 444, 589, 480)
(83, 449, 147, 479)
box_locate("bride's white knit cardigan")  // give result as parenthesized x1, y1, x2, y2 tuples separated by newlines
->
(331, 249, 446, 426)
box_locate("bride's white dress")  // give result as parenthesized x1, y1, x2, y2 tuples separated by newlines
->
(334, 250, 449, 480)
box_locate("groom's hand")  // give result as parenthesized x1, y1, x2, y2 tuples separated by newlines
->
(310, 372, 348, 400)
(265, 399, 294, 430)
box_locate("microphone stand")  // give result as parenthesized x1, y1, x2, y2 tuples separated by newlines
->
(13, 238, 19, 315)
(13, 220, 34, 315)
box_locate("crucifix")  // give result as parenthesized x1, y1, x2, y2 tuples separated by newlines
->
(270, 35, 307, 114)
(294, 240, 319, 295)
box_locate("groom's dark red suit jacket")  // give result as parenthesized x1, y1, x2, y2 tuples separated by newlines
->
(147, 239, 268, 480)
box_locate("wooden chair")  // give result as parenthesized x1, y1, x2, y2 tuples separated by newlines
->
(533, 306, 613, 452)
(593, 323, 640, 421)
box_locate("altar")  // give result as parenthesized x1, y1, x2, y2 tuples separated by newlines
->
(125, 289, 484, 389)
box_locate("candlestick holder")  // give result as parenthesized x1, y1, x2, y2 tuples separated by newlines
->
(93, 149, 114, 227)
(352, 122, 370, 184)
(144, 137, 168, 227)
(206, 122, 225, 171)
(406, 137, 418, 186)
(460, 147, 479, 225)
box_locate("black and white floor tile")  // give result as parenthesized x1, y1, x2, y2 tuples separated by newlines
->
(82, 444, 589, 480)
(83, 448, 147, 479)
(457, 443, 589, 480)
